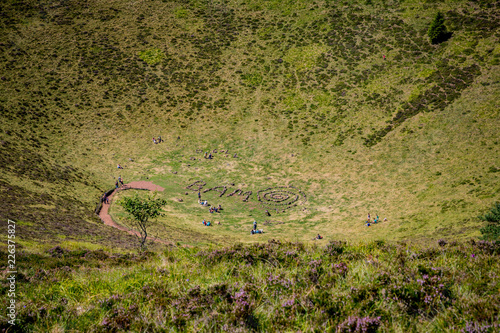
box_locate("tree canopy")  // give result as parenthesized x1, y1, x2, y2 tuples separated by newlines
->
(120, 193, 166, 249)
(428, 12, 448, 44)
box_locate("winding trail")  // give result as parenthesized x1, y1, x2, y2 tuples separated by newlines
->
(98, 181, 172, 245)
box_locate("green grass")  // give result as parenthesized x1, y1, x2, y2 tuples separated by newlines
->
(3, 240, 499, 331)
(0, 0, 498, 319)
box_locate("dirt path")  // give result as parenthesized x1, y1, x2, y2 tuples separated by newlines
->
(98, 181, 172, 246)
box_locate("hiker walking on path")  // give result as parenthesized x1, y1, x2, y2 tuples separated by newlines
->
(102, 194, 109, 205)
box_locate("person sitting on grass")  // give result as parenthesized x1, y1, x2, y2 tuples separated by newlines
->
(216, 221, 221, 225)
(206, 221, 211, 226)
(203, 219, 206, 226)
(365, 221, 371, 227)
(218, 204, 222, 211)
(316, 234, 323, 240)
(373, 215, 379, 223)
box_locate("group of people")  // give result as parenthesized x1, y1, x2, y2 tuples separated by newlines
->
(152, 136, 163, 144)
(250, 220, 264, 234)
(365, 213, 387, 227)
(197, 191, 223, 213)
(115, 176, 124, 189)
(202, 219, 221, 226)
(209, 205, 222, 213)
(101, 193, 110, 204)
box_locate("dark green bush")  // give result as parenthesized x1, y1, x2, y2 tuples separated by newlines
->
(480, 203, 500, 241)
(428, 12, 448, 44)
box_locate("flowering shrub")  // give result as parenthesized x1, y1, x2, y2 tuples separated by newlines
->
(325, 240, 346, 256)
(332, 262, 349, 277)
(337, 316, 381, 333)
(461, 321, 500, 333)
(386, 267, 452, 315)
(11, 238, 500, 332)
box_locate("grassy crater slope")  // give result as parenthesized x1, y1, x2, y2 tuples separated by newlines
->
(0, 0, 499, 248)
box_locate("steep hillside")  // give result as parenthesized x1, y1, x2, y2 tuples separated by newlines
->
(0, 0, 499, 248)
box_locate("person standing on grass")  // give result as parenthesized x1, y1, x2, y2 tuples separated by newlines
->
(115, 181, 119, 189)
(118, 176, 124, 187)
(253, 220, 257, 231)
(198, 191, 201, 200)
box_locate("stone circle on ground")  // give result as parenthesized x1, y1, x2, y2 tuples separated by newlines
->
(257, 186, 307, 210)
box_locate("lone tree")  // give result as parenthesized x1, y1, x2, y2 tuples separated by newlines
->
(428, 12, 448, 44)
(119, 193, 166, 250)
